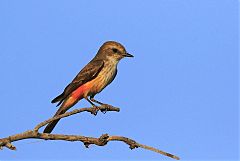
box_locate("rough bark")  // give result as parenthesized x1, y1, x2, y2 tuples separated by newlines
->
(0, 105, 180, 160)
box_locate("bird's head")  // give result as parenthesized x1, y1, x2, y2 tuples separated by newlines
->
(96, 41, 133, 61)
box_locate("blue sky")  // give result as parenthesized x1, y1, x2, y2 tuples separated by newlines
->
(0, 0, 238, 160)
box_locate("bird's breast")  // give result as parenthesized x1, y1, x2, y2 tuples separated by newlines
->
(83, 61, 117, 97)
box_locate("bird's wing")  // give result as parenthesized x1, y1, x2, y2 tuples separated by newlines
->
(51, 59, 104, 106)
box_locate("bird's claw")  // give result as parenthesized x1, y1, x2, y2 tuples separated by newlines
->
(91, 106, 100, 115)
(100, 104, 114, 114)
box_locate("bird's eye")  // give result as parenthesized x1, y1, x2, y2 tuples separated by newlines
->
(112, 48, 118, 53)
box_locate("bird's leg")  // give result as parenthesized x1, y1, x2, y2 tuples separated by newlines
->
(90, 97, 113, 114)
(84, 97, 99, 115)
(90, 97, 104, 105)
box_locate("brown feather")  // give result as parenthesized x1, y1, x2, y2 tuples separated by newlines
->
(51, 60, 104, 106)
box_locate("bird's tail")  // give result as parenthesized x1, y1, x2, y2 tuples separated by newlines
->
(43, 106, 66, 133)
(43, 97, 78, 133)
(43, 119, 60, 134)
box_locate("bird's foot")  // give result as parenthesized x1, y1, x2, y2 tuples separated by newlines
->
(91, 105, 100, 116)
(100, 104, 114, 114)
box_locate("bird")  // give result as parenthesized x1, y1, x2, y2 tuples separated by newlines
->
(43, 41, 133, 133)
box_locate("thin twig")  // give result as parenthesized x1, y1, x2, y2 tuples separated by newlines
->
(34, 105, 120, 132)
(0, 105, 180, 160)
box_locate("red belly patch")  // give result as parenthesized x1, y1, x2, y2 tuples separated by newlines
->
(71, 84, 91, 99)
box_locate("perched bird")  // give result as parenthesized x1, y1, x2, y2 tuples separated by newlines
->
(43, 41, 133, 133)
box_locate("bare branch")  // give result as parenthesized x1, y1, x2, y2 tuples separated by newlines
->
(34, 105, 120, 132)
(0, 105, 180, 160)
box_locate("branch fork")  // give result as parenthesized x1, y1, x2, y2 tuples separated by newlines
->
(0, 105, 180, 160)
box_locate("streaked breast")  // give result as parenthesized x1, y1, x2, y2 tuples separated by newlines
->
(85, 60, 117, 96)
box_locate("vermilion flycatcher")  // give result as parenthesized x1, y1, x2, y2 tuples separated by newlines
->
(44, 41, 133, 133)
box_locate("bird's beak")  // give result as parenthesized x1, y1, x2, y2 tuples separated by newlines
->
(123, 52, 134, 57)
